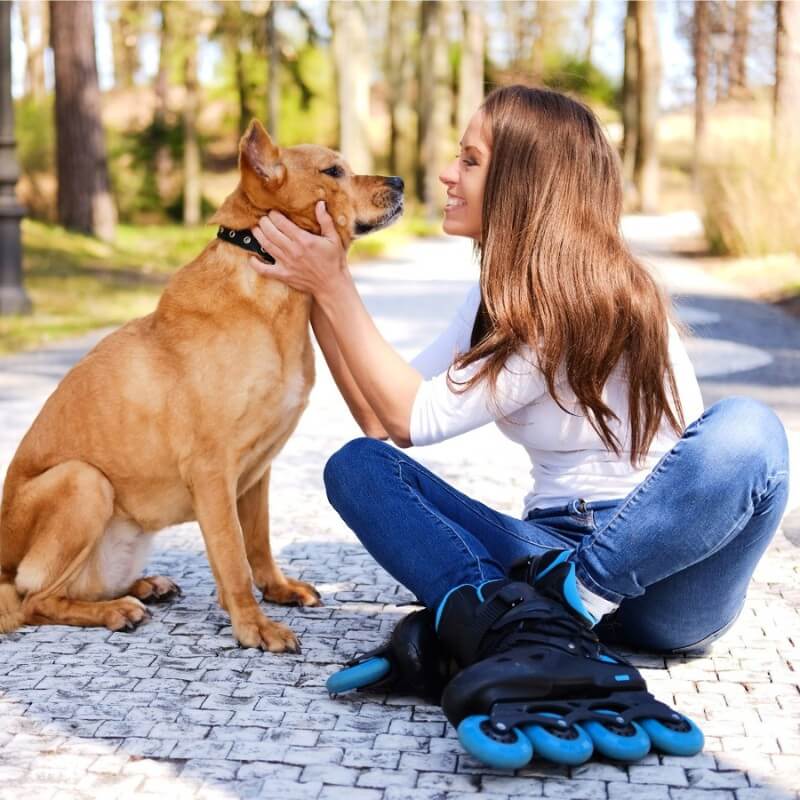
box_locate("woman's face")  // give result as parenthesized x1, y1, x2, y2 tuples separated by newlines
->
(439, 109, 490, 241)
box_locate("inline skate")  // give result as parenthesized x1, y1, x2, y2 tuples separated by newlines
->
(326, 607, 452, 702)
(434, 550, 704, 769)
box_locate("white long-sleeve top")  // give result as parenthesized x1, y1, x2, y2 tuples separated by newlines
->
(409, 284, 704, 516)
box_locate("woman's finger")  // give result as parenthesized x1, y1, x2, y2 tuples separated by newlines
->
(251, 218, 291, 262)
(315, 201, 340, 243)
(248, 256, 292, 283)
(267, 209, 306, 242)
(250, 225, 270, 251)
(254, 214, 293, 251)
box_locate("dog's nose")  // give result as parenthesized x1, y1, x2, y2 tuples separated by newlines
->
(385, 176, 404, 192)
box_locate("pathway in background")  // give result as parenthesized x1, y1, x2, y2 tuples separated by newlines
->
(0, 215, 798, 800)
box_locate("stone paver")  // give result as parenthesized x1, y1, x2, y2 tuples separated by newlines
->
(1, 214, 798, 799)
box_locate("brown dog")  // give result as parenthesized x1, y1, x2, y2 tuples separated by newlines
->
(0, 120, 403, 650)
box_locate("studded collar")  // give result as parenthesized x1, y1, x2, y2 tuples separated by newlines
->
(216, 226, 276, 264)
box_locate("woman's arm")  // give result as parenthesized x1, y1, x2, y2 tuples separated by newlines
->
(250, 202, 421, 447)
(310, 300, 388, 440)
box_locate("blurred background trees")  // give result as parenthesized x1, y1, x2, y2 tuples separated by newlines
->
(3, 0, 799, 341)
(10, 0, 798, 239)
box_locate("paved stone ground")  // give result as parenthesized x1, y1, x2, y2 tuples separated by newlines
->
(1, 215, 798, 800)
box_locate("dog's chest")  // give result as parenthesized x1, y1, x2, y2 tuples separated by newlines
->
(231, 337, 314, 487)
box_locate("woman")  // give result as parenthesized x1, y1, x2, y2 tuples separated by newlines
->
(249, 85, 789, 657)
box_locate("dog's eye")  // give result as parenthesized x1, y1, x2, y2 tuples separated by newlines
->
(322, 165, 344, 179)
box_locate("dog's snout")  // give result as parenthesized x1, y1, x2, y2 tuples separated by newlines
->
(385, 176, 404, 192)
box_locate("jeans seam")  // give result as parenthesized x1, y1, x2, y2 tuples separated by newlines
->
(396, 460, 487, 585)
(574, 409, 709, 602)
(396, 457, 536, 544)
(753, 470, 789, 508)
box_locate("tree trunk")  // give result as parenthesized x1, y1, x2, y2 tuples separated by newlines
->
(503, 0, 524, 73)
(531, 0, 554, 83)
(154, 1, 172, 204)
(110, 1, 141, 90)
(50, 0, 117, 241)
(266, 1, 279, 140)
(713, 0, 730, 101)
(693, 0, 710, 187)
(457, 0, 484, 137)
(19, 1, 47, 99)
(621, 1, 638, 189)
(183, 33, 201, 225)
(633, 0, 661, 213)
(585, 0, 596, 67)
(729, 0, 750, 94)
(774, 0, 800, 154)
(0, 1, 32, 314)
(235, 45, 249, 137)
(417, 0, 451, 216)
(329, 0, 372, 174)
(387, 0, 416, 185)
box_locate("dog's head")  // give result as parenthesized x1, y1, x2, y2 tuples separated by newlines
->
(211, 120, 404, 249)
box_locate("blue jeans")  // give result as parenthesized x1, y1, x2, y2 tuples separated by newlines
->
(323, 397, 790, 653)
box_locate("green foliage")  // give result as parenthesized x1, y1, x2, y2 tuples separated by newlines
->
(14, 95, 55, 175)
(544, 56, 620, 109)
(272, 44, 337, 148)
(700, 147, 800, 257)
(1, 218, 211, 354)
(4, 210, 441, 355)
(106, 121, 181, 223)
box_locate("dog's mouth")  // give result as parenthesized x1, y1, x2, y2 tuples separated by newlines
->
(353, 199, 404, 238)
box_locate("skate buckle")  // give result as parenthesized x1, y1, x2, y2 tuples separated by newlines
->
(497, 585, 526, 607)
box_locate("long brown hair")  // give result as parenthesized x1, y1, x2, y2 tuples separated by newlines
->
(452, 85, 684, 465)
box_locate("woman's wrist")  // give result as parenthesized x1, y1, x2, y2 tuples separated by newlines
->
(316, 267, 356, 318)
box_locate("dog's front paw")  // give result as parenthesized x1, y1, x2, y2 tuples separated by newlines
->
(234, 613, 300, 653)
(262, 577, 322, 608)
(104, 597, 152, 632)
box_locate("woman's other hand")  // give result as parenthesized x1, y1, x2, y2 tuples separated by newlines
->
(249, 201, 348, 302)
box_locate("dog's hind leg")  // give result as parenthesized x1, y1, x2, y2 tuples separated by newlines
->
(237, 469, 321, 607)
(128, 575, 182, 604)
(13, 461, 149, 631)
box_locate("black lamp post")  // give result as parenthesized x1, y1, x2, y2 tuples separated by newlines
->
(0, 1, 31, 315)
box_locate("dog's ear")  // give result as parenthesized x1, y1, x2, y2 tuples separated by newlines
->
(240, 119, 286, 187)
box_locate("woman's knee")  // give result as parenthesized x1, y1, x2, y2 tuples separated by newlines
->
(323, 437, 398, 504)
(698, 396, 789, 474)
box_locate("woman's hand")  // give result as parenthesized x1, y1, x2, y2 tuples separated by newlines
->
(249, 201, 348, 302)
(250, 199, 422, 447)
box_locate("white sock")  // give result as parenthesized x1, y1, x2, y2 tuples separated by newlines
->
(576, 579, 619, 625)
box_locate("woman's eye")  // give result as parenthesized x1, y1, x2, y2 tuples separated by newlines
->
(461, 158, 477, 167)
(322, 165, 344, 178)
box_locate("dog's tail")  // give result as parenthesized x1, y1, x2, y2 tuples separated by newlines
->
(0, 575, 23, 634)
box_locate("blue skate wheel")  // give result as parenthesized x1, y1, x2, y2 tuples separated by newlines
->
(457, 714, 533, 770)
(640, 715, 704, 756)
(326, 656, 391, 695)
(522, 713, 594, 766)
(580, 710, 651, 762)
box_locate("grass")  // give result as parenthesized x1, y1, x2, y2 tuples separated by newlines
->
(0, 212, 442, 356)
(657, 93, 800, 312)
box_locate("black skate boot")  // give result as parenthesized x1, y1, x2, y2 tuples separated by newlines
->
(434, 571, 704, 769)
(326, 608, 453, 702)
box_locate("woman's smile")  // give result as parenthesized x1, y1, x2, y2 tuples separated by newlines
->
(445, 196, 466, 211)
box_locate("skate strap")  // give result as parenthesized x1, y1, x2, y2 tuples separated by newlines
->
(470, 585, 528, 650)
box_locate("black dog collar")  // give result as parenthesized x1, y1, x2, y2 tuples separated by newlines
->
(216, 226, 276, 264)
